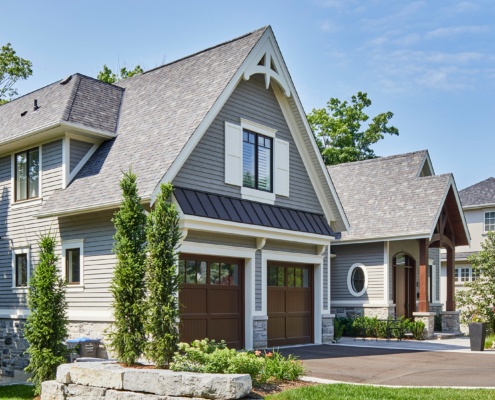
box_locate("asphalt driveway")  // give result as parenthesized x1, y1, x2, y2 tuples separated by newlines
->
(280, 338, 495, 387)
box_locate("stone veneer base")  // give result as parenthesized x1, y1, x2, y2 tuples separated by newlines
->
(42, 362, 252, 400)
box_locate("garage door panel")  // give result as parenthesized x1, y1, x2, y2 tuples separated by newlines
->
(286, 291, 310, 313)
(180, 319, 207, 344)
(179, 255, 243, 349)
(287, 315, 310, 338)
(208, 318, 241, 343)
(267, 290, 286, 313)
(208, 289, 240, 314)
(267, 263, 313, 347)
(267, 316, 286, 341)
(180, 287, 207, 314)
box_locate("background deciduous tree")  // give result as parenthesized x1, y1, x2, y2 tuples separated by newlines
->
(108, 170, 147, 365)
(145, 183, 181, 367)
(457, 231, 495, 333)
(307, 92, 399, 165)
(0, 43, 33, 104)
(97, 64, 143, 84)
(24, 233, 68, 395)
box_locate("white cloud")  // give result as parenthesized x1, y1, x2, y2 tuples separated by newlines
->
(319, 20, 340, 33)
(446, 1, 479, 13)
(425, 25, 490, 39)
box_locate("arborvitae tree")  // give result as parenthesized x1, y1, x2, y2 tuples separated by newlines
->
(108, 170, 147, 365)
(145, 183, 181, 367)
(24, 233, 68, 395)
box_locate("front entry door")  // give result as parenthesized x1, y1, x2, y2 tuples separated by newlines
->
(395, 267, 407, 317)
(393, 253, 416, 319)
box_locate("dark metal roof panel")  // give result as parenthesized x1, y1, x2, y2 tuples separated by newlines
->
(174, 187, 334, 236)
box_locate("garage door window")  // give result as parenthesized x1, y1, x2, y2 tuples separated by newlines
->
(268, 266, 309, 287)
(179, 259, 238, 286)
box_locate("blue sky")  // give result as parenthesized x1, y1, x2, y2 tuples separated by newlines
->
(2, 0, 494, 190)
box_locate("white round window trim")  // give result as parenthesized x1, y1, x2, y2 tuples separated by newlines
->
(347, 263, 368, 297)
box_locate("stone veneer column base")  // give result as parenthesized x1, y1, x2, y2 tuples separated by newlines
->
(440, 311, 461, 334)
(321, 314, 334, 343)
(413, 312, 436, 339)
(253, 316, 268, 349)
(363, 306, 396, 319)
(0, 318, 30, 382)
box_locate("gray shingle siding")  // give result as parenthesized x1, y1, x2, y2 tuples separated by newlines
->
(173, 75, 324, 215)
(70, 139, 94, 173)
(0, 140, 62, 309)
(331, 242, 384, 302)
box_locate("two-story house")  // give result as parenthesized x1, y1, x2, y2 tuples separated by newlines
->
(440, 177, 495, 327)
(0, 27, 350, 380)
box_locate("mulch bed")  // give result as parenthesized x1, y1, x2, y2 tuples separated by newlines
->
(245, 380, 317, 398)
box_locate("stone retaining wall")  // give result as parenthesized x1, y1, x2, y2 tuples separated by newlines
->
(42, 362, 252, 400)
(0, 318, 31, 384)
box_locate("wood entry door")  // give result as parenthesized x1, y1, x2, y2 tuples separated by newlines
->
(178, 255, 243, 349)
(267, 263, 313, 347)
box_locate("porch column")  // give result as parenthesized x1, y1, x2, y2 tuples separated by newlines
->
(418, 239, 429, 312)
(445, 246, 456, 311)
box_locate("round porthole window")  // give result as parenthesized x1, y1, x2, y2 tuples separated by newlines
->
(347, 263, 368, 297)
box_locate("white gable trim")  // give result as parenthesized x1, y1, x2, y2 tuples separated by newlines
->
(242, 34, 291, 97)
(428, 176, 471, 246)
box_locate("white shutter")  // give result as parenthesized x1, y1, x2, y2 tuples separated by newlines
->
(274, 138, 289, 196)
(224, 121, 243, 186)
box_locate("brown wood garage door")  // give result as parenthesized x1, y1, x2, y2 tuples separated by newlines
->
(178, 255, 243, 349)
(267, 263, 313, 347)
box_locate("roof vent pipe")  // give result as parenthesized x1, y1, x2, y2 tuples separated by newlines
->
(34, 99, 39, 111)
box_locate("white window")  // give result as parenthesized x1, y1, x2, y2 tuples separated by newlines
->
(224, 119, 289, 204)
(347, 263, 368, 297)
(11, 246, 31, 291)
(484, 211, 495, 232)
(13, 147, 41, 202)
(455, 267, 477, 283)
(62, 240, 84, 289)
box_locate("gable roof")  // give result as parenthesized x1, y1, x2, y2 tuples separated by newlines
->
(328, 150, 469, 244)
(35, 27, 348, 232)
(0, 74, 123, 154)
(459, 177, 495, 208)
(38, 27, 267, 216)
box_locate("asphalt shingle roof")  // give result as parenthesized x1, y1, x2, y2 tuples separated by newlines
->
(39, 27, 267, 216)
(328, 151, 453, 241)
(0, 74, 123, 143)
(459, 177, 495, 208)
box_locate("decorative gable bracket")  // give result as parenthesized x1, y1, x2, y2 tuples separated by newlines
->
(243, 37, 291, 98)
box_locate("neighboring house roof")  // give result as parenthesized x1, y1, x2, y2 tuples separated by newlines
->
(328, 150, 469, 244)
(440, 251, 478, 261)
(459, 177, 495, 208)
(0, 74, 123, 147)
(175, 187, 334, 236)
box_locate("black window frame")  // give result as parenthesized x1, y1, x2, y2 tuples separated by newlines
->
(65, 248, 81, 285)
(242, 129, 273, 192)
(14, 147, 40, 202)
(351, 266, 365, 293)
(15, 253, 28, 288)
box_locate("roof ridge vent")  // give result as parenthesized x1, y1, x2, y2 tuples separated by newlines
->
(60, 75, 72, 85)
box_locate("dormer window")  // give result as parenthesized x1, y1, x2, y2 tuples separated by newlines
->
(15, 147, 39, 201)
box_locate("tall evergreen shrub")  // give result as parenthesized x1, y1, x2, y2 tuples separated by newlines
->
(145, 183, 181, 367)
(24, 233, 68, 395)
(109, 170, 147, 365)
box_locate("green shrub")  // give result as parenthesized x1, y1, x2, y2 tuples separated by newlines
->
(108, 170, 147, 365)
(485, 333, 495, 349)
(145, 183, 181, 368)
(171, 339, 305, 383)
(392, 317, 408, 340)
(408, 319, 426, 340)
(24, 233, 68, 395)
(333, 318, 345, 342)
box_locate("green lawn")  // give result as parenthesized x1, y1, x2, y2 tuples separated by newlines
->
(266, 383, 495, 400)
(0, 385, 34, 400)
